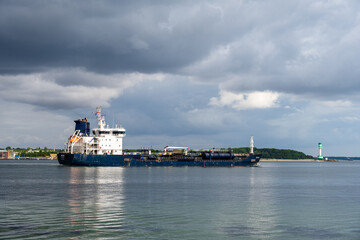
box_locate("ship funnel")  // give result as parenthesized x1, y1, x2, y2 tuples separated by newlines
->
(74, 118, 90, 136)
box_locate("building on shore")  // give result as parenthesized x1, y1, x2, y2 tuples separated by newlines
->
(0, 150, 15, 159)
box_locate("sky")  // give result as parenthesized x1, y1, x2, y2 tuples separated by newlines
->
(1, 0, 360, 156)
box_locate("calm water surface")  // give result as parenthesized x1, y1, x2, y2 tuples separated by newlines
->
(1, 160, 359, 239)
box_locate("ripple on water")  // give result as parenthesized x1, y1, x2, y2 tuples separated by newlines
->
(277, 225, 344, 239)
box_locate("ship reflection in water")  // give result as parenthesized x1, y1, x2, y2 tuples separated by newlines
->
(65, 167, 279, 239)
(67, 167, 126, 234)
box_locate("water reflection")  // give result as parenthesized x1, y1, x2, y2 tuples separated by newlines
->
(245, 167, 277, 235)
(62, 165, 357, 239)
(67, 167, 126, 237)
(1, 160, 358, 239)
(218, 167, 277, 239)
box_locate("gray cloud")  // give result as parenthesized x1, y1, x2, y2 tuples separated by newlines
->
(182, 1, 360, 99)
(0, 1, 231, 74)
(0, 69, 164, 109)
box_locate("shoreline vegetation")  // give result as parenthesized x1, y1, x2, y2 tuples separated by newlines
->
(232, 147, 313, 159)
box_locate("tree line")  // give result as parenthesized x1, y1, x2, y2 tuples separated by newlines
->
(232, 147, 313, 159)
(1, 147, 64, 158)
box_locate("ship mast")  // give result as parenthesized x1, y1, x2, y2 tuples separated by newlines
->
(96, 106, 105, 130)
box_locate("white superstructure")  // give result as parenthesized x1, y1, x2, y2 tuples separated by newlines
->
(66, 106, 126, 155)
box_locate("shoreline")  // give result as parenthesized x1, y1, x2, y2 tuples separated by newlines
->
(261, 159, 336, 162)
(262, 159, 316, 162)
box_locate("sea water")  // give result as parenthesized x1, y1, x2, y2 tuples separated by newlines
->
(0, 160, 359, 239)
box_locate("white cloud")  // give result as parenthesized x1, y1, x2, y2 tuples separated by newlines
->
(209, 90, 280, 110)
(0, 68, 165, 109)
(320, 100, 352, 108)
(0, 100, 73, 148)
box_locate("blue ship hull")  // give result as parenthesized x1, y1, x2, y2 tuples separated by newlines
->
(58, 153, 261, 167)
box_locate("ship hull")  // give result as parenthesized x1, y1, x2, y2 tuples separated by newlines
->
(57, 153, 260, 167)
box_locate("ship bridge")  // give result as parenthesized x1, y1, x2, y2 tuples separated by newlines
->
(67, 106, 126, 155)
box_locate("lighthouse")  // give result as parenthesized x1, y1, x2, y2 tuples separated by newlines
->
(250, 136, 254, 154)
(317, 142, 323, 160)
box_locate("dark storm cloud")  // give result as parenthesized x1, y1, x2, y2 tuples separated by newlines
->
(2, 0, 360, 99)
(0, 0, 234, 75)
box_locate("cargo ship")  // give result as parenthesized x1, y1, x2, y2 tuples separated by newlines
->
(57, 107, 261, 167)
